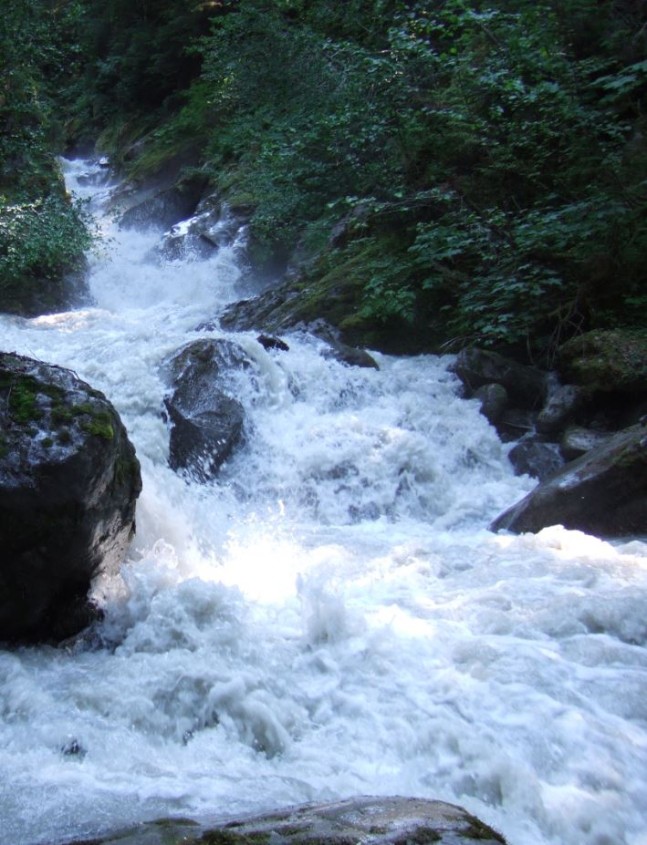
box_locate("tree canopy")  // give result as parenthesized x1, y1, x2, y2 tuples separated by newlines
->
(2, 0, 646, 354)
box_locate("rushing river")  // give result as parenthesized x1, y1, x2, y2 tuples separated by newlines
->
(0, 160, 646, 845)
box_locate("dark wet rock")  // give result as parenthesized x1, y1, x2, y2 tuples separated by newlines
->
(219, 282, 302, 334)
(299, 320, 378, 370)
(156, 198, 247, 262)
(112, 153, 208, 232)
(474, 383, 509, 426)
(508, 438, 565, 481)
(560, 426, 614, 461)
(0, 352, 141, 644)
(491, 423, 647, 537)
(61, 738, 87, 758)
(163, 339, 255, 481)
(451, 348, 548, 409)
(495, 408, 538, 443)
(258, 334, 290, 352)
(156, 222, 216, 262)
(191, 199, 246, 249)
(59, 795, 507, 845)
(558, 329, 647, 394)
(222, 289, 379, 370)
(118, 176, 206, 231)
(537, 380, 586, 434)
(321, 339, 379, 370)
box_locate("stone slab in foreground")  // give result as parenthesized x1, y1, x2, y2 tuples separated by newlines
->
(59, 796, 506, 845)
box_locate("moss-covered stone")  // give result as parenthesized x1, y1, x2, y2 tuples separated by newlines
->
(0, 352, 141, 644)
(81, 410, 115, 440)
(558, 329, 647, 394)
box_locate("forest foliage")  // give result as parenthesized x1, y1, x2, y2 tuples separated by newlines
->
(2, 0, 646, 355)
(0, 0, 91, 311)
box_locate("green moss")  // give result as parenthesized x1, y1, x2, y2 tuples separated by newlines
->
(41, 437, 53, 448)
(51, 405, 74, 424)
(114, 451, 140, 487)
(559, 329, 647, 391)
(4, 376, 43, 423)
(81, 411, 115, 440)
(0, 372, 70, 427)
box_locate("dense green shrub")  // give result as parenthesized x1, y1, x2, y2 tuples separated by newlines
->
(0, 0, 92, 313)
(0, 194, 92, 311)
(8, 0, 644, 351)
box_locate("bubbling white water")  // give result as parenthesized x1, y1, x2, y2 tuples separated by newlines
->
(0, 160, 646, 845)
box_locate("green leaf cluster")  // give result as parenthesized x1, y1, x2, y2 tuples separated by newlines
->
(0, 193, 92, 312)
(0, 0, 93, 314)
(24, 0, 646, 355)
(173, 0, 646, 355)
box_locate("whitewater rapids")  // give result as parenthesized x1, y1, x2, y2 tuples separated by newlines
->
(0, 159, 645, 845)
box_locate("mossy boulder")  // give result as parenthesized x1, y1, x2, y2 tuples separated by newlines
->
(57, 796, 507, 845)
(0, 352, 141, 643)
(558, 329, 647, 394)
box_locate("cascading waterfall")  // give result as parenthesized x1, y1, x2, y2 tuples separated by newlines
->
(0, 159, 646, 845)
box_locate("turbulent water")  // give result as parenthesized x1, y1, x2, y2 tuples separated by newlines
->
(1, 159, 646, 845)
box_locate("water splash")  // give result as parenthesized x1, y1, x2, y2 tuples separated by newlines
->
(0, 161, 645, 845)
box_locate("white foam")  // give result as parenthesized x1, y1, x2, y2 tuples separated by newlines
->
(0, 162, 645, 845)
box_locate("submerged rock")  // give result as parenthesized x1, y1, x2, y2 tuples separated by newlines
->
(491, 423, 647, 537)
(163, 339, 254, 481)
(258, 334, 290, 352)
(59, 795, 507, 845)
(0, 352, 141, 643)
(508, 438, 564, 481)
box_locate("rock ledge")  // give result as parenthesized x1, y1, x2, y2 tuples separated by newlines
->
(59, 796, 506, 845)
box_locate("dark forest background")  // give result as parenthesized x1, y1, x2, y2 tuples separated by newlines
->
(2, 0, 646, 359)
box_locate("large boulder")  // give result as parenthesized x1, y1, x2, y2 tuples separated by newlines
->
(557, 329, 647, 394)
(58, 796, 507, 845)
(491, 423, 647, 537)
(473, 383, 509, 425)
(156, 197, 247, 262)
(507, 438, 564, 481)
(163, 339, 254, 481)
(536, 380, 585, 434)
(450, 348, 548, 409)
(118, 177, 206, 231)
(0, 352, 141, 643)
(110, 152, 208, 232)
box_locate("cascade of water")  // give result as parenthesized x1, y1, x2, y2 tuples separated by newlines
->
(0, 160, 645, 845)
